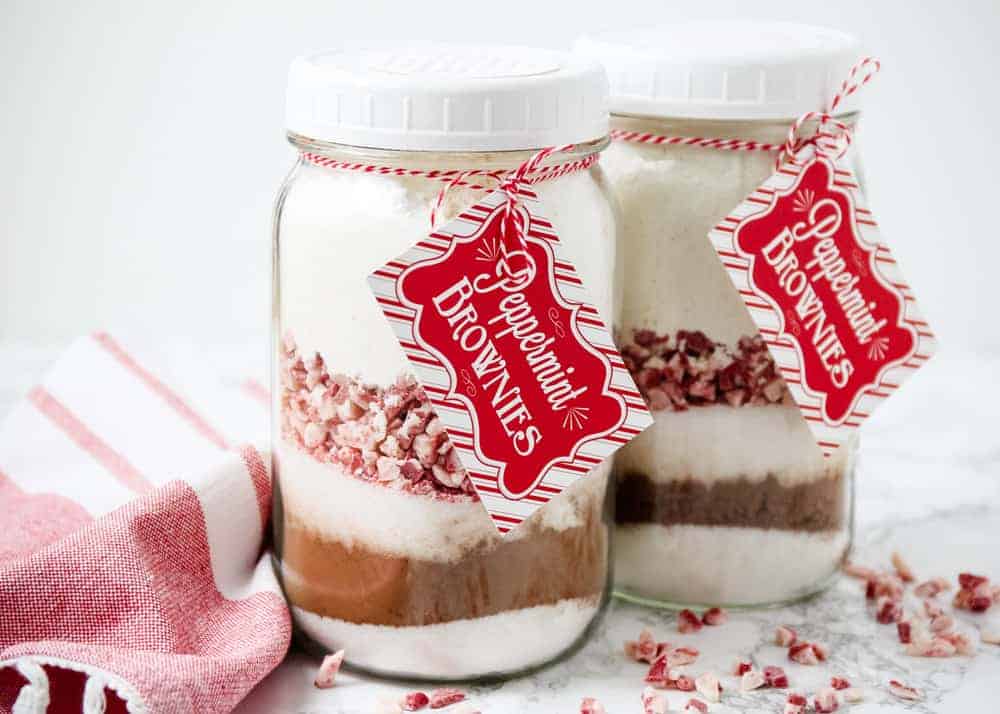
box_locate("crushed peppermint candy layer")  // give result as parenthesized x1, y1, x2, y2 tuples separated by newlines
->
(280, 333, 476, 501)
(620, 329, 790, 412)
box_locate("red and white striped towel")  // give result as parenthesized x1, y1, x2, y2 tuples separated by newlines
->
(0, 333, 290, 713)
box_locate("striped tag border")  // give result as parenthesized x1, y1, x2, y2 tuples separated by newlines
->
(708, 151, 937, 457)
(369, 188, 653, 533)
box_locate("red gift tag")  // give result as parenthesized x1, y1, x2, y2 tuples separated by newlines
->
(369, 187, 652, 533)
(709, 147, 936, 456)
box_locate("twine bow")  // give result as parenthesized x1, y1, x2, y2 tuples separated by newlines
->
(777, 57, 881, 168)
(430, 144, 593, 252)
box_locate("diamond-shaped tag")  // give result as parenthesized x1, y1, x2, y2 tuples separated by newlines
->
(368, 187, 653, 533)
(709, 147, 937, 456)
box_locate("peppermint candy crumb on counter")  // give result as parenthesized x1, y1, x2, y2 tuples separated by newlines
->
(888, 679, 923, 701)
(842, 687, 865, 703)
(428, 688, 466, 709)
(694, 671, 721, 703)
(666, 646, 700, 668)
(763, 666, 789, 689)
(701, 607, 728, 626)
(812, 687, 840, 714)
(784, 693, 808, 714)
(890, 551, 916, 583)
(624, 628, 664, 664)
(401, 691, 430, 711)
(913, 576, 952, 598)
(896, 620, 912, 644)
(740, 669, 766, 692)
(640, 686, 668, 714)
(954, 572, 994, 613)
(683, 698, 708, 713)
(313, 649, 344, 689)
(842, 562, 879, 581)
(787, 641, 822, 665)
(982, 623, 1000, 645)
(829, 676, 851, 691)
(775, 625, 798, 647)
(677, 609, 704, 634)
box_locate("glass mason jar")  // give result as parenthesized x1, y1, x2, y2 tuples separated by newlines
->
(271, 46, 618, 680)
(577, 23, 865, 608)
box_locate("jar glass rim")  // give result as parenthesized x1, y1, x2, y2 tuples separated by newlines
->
(609, 110, 861, 126)
(286, 132, 610, 170)
(607, 112, 861, 146)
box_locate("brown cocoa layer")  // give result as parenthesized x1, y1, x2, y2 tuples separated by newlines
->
(615, 471, 846, 532)
(278, 505, 608, 627)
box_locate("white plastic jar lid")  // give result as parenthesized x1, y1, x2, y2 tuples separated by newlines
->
(574, 22, 864, 120)
(285, 44, 609, 151)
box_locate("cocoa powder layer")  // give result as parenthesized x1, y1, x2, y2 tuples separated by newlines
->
(278, 506, 608, 627)
(615, 471, 846, 532)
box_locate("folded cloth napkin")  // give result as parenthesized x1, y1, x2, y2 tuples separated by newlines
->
(0, 333, 290, 713)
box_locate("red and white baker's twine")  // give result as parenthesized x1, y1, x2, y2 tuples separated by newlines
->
(301, 145, 596, 236)
(610, 57, 881, 169)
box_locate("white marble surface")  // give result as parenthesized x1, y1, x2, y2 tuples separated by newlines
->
(3, 344, 998, 713)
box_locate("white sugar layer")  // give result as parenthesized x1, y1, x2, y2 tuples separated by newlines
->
(616, 404, 853, 486)
(291, 597, 600, 679)
(277, 443, 609, 563)
(615, 523, 848, 606)
(604, 137, 773, 345)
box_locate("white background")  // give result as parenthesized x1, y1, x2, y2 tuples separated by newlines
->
(3, 0, 998, 354)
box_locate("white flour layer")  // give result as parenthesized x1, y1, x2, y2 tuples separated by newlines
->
(616, 404, 852, 486)
(615, 523, 848, 606)
(279, 161, 618, 385)
(291, 597, 600, 679)
(277, 442, 610, 563)
(603, 138, 773, 346)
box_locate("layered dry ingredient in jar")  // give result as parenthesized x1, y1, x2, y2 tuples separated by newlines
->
(577, 22, 863, 606)
(273, 46, 618, 679)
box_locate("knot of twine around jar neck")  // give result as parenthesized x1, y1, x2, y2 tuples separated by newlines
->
(430, 144, 595, 249)
(301, 144, 598, 250)
(610, 57, 881, 170)
(778, 56, 880, 168)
